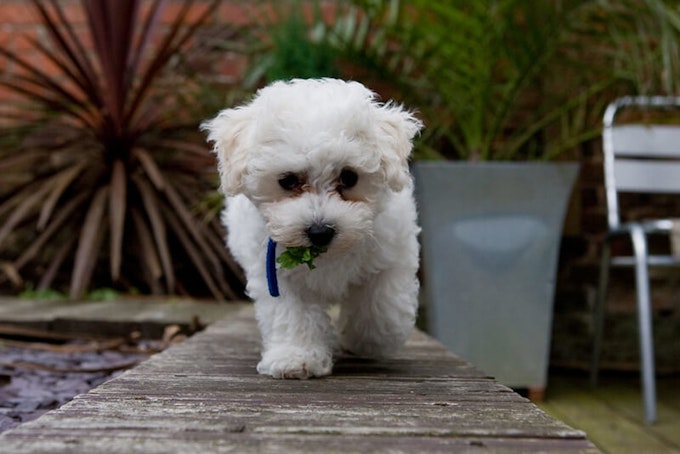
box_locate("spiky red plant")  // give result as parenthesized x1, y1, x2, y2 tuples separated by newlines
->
(0, 0, 244, 299)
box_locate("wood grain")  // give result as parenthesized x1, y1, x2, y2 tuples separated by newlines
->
(0, 305, 598, 453)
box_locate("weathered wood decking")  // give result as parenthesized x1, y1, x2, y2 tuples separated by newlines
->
(0, 304, 597, 453)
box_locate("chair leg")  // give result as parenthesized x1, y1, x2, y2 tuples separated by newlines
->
(590, 241, 611, 387)
(630, 224, 657, 424)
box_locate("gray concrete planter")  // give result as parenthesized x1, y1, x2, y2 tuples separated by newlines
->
(414, 161, 579, 394)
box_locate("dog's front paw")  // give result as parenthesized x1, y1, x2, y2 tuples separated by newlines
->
(257, 346, 333, 379)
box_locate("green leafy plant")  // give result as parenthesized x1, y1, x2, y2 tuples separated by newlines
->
(383, 0, 609, 161)
(584, 0, 680, 96)
(276, 245, 328, 270)
(241, 0, 343, 88)
(238, 0, 680, 163)
(0, 0, 244, 299)
(244, 0, 608, 161)
(86, 287, 124, 302)
(18, 286, 67, 301)
(368, 0, 680, 160)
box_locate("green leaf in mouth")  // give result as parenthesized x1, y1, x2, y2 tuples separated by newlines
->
(276, 245, 328, 270)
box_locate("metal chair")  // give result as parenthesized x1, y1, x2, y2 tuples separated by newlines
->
(590, 96, 680, 424)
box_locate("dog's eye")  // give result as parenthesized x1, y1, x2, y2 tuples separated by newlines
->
(339, 169, 358, 189)
(278, 173, 301, 191)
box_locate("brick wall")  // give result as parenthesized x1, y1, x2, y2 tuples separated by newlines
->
(0, 0, 48, 103)
(0, 0, 254, 93)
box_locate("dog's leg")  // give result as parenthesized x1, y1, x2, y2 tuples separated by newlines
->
(339, 268, 418, 358)
(254, 297, 335, 379)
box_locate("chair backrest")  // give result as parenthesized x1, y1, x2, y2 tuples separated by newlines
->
(602, 96, 680, 229)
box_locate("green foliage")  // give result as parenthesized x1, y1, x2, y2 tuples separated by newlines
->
(18, 286, 67, 301)
(276, 246, 328, 270)
(365, 0, 611, 160)
(86, 287, 123, 301)
(394, 0, 680, 160)
(0, 0, 244, 300)
(244, 0, 603, 160)
(243, 1, 342, 88)
(585, 0, 680, 96)
(18, 286, 121, 301)
(252, 0, 680, 161)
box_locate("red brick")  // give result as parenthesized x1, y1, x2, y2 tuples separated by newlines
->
(59, 0, 86, 24)
(161, 1, 215, 26)
(11, 27, 42, 51)
(0, 1, 40, 25)
(0, 28, 13, 50)
(32, 0, 84, 26)
(318, 1, 340, 24)
(218, 52, 247, 79)
(0, 84, 22, 101)
(218, 2, 256, 26)
(30, 48, 65, 77)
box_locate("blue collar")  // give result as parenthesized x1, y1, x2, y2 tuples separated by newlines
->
(266, 238, 280, 297)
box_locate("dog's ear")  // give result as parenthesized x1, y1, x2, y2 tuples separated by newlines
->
(374, 103, 423, 191)
(201, 107, 252, 196)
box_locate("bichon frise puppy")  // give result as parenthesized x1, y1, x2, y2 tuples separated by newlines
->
(202, 78, 422, 379)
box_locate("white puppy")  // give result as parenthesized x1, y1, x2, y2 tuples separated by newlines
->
(202, 78, 422, 379)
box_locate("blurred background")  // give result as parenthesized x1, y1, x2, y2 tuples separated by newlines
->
(1, 0, 679, 374)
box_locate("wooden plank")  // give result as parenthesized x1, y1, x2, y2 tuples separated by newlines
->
(587, 378, 680, 450)
(537, 376, 679, 454)
(0, 297, 241, 338)
(0, 432, 599, 454)
(658, 377, 680, 412)
(0, 305, 597, 453)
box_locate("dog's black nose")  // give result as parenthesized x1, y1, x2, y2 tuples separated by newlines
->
(306, 224, 335, 247)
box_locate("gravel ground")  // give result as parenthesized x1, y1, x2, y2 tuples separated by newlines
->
(0, 347, 141, 433)
(0, 326, 180, 434)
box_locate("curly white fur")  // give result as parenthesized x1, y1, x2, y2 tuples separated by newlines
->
(202, 78, 422, 379)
